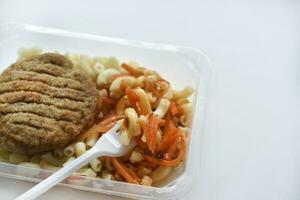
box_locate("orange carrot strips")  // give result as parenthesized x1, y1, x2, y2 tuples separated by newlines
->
(156, 121, 177, 152)
(135, 135, 147, 150)
(122, 63, 143, 77)
(144, 133, 186, 166)
(74, 123, 115, 142)
(144, 114, 159, 153)
(165, 132, 179, 158)
(111, 158, 139, 184)
(99, 113, 124, 125)
(100, 97, 116, 106)
(125, 88, 139, 109)
(74, 113, 123, 142)
(158, 118, 166, 127)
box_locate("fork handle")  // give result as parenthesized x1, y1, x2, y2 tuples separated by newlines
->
(16, 149, 100, 200)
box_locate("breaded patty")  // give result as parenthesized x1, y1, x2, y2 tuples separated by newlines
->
(0, 53, 98, 154)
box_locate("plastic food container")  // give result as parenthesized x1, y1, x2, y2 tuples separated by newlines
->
(0, 23, 210, 200)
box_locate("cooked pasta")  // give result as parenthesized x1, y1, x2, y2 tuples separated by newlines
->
(41, 152, 67, 166)
(124, 107, 141, 137)
(153, 98, 170, 119)
(75, 168, 97, 178)
(129, 150, 144, 163)
(9, 153, 30, 164)
(64, 143, 75, 157)
(180, 103, 192, 126)
(97, 69, 121, 86)
(40, 160, 61, 171)
(149, 166, 172, 183)
(110, 76, 136, 97)
(0, 48, 194, 187)
(75, 142, 86, 157)
(178, 126, 190, 136)
(53, 149, 64, 158)
(86, 132, 100, 148)
(30, 155, 41, 164)
(120, 129, 132, 145)
(141, 176, 153, 186)
(90, 158, 102, 172)
(98, 56, 120, 69)
(101, 169, 114, 180)
(134, 76, 145, 88)
(172, 86, 194, 100)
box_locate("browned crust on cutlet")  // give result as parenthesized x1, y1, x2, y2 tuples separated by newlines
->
(0, 53, 98, 154)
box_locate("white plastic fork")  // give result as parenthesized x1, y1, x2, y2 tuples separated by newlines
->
(16, 124, 135, 200)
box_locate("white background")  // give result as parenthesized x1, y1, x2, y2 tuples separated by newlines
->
(0, 0, 299, 200)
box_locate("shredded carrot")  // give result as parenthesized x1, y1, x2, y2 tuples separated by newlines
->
(74, 113, 123, 142)
(144, 133, 186, 166)
(158, 118, 166, 127)
(74, 122, 115, 142)
(135, 135, 147, 150)
(163, 153, 171, 160)
(139, 161, 158, 169)
(156, 120, 178, 152)
(125, 164, 139, 180)
(111, 158, 139, 184)
(100, 97, 116, 106)
(169, 101, 179, 116)
(73, 124, 99, 142)
(125, 88, 139, 109)
(122, 63, 143, 77)
(114, 170, 124, 181)
(165, 131, 179, 158)
(144, 114, 159, 153)
(99, 113, 124, 125)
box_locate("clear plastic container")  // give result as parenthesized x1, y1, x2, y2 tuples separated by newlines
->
(0, 23, 211, 200)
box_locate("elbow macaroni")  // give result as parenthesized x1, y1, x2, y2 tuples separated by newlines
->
(180, 103, 192, 126)
(110, 76, 136, 97)
(76, 168, 97, 178)
(134, 76, 145, 88)
(141, 176, 153, 186)
(75, 142, 86, 157)
(120, 129, 131, 146)
(9, 153, 30, 164)
(97, 68, 121, 86)
(149, 166, 172, 183)
(40, 160, 61, 171)
(116, 96, 129, 114)
(172, 86, 194, 100)
(64, 143, 75, 157)
(90, 158, 102, 172)
(129, 150, 144, 163)
(98, 56, 120, 69)
(153, 98, 170, 119)
(124, 107, 141, 137)
(134, 88, 152, 115)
